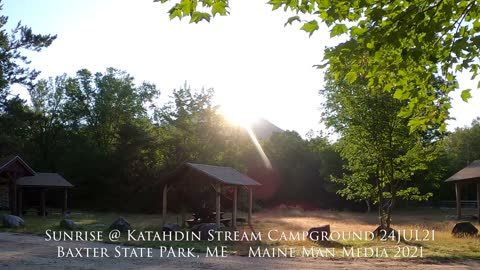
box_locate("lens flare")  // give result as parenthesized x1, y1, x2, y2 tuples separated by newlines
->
(218, 105, 272, 169)
(246, 127, 272, 169)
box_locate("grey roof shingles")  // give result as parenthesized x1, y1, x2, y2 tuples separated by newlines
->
(185, 163, 261, 186)
(445, 160, 480, 182)
(17, 173, 73, 188)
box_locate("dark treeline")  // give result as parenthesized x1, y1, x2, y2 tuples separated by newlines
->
(0, 67, 343, 212)
(2, 67, 480, 212)
(437, 119, 480, 202)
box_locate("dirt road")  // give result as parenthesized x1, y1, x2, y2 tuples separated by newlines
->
(0, 232, 478, 270)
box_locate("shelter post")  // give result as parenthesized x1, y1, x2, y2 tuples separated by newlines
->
(163, 163, 261, 228)
(62, 188, 68, 216)
(477, 183, 480, 224)
(216, 183, 221, 228)
(248, 187, 253, 225)
(445, 160, 480, 221)
(162, 185, 168, 225)
(11, 179, 17, 215)
(17, 188, 23, 217)
(455, 183, 461, 220)
(40, 189, 46, 217)
(232, 186, 238, 228)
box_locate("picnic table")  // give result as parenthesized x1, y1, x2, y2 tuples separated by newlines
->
(186, 209, 231, 227)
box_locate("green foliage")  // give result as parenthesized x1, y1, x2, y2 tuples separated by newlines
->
(155, 0, 480, 132)
(1, 68, 163, 210)
(273, 0, 479, 131)
(443, 117, 480, 171)
(257, 130, 344, 207)
(460, 89, 472, 102)
(0, 1, 56, 98)
(154, 82, 254, 170)
(155, 0, 229, 22)
(321, 58, 447, 227)
(1, 66, 350, 211)
(434, 118, 480, 201)
(1, 69, 267, 211)
(300, 20, 318, 37)
(0, 97, 38, 157)
(330, 23, 347, 38)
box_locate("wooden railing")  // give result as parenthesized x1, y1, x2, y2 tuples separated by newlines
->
(440, 200, 478, 208)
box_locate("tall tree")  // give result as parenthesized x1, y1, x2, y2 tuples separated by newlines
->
(0, 0, 56, 99)
(0, 97, 37, 157)
(257, 130, 344, 207)
(0, 0, 56, 157)
(24, 68, 162, 210)
(444, 117, 480, 169)
(321, 55, 446, 229)
(436, 118, 480, 201)
(155, 83, 253, 170)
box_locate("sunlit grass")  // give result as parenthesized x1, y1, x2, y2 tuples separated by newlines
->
(246, 208, 479, 260)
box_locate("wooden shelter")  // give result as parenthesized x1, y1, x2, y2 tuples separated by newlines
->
(445, 160, 480, 223)
(162, 163, 261, 228)
(0, 156, 73, 216)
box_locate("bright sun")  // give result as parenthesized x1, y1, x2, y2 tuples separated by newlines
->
(219, 104, 258, 127)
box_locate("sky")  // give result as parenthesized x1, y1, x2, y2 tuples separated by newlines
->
(3, 0, 480, 137)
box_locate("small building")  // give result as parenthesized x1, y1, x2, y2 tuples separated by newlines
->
(162, 163, 261, 228)
(0, 155, 73, 216)
(445, 160, 480, 223)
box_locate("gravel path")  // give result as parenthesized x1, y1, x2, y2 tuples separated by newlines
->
(0, 232, 479, 270)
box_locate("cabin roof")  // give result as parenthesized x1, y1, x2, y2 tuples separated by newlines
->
(0, 155, 36, 175)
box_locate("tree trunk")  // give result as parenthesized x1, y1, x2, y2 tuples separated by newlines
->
(376, 175, 385, 228)
(365, 200, 371, 213)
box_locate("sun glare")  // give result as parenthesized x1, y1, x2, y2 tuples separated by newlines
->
(218, 103, 272, 169)
(219, 104, 257, 127)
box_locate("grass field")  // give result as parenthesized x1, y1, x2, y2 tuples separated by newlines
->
(1, 208, 479, 262)
(249, 208, 479, 261)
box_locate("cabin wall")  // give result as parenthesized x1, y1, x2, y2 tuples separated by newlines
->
(0, 158, 35, 211)
(0, 177, 9, 209)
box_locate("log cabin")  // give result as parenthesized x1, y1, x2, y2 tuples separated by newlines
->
(0, 155, 73, 216)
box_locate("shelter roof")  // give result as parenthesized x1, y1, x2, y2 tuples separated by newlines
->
(445, 160, 480, 183)
(166, 163, 261, 186)
(17, 173, 73, 188)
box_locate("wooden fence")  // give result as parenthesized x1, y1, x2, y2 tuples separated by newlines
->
(439, 200, 478, 208)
